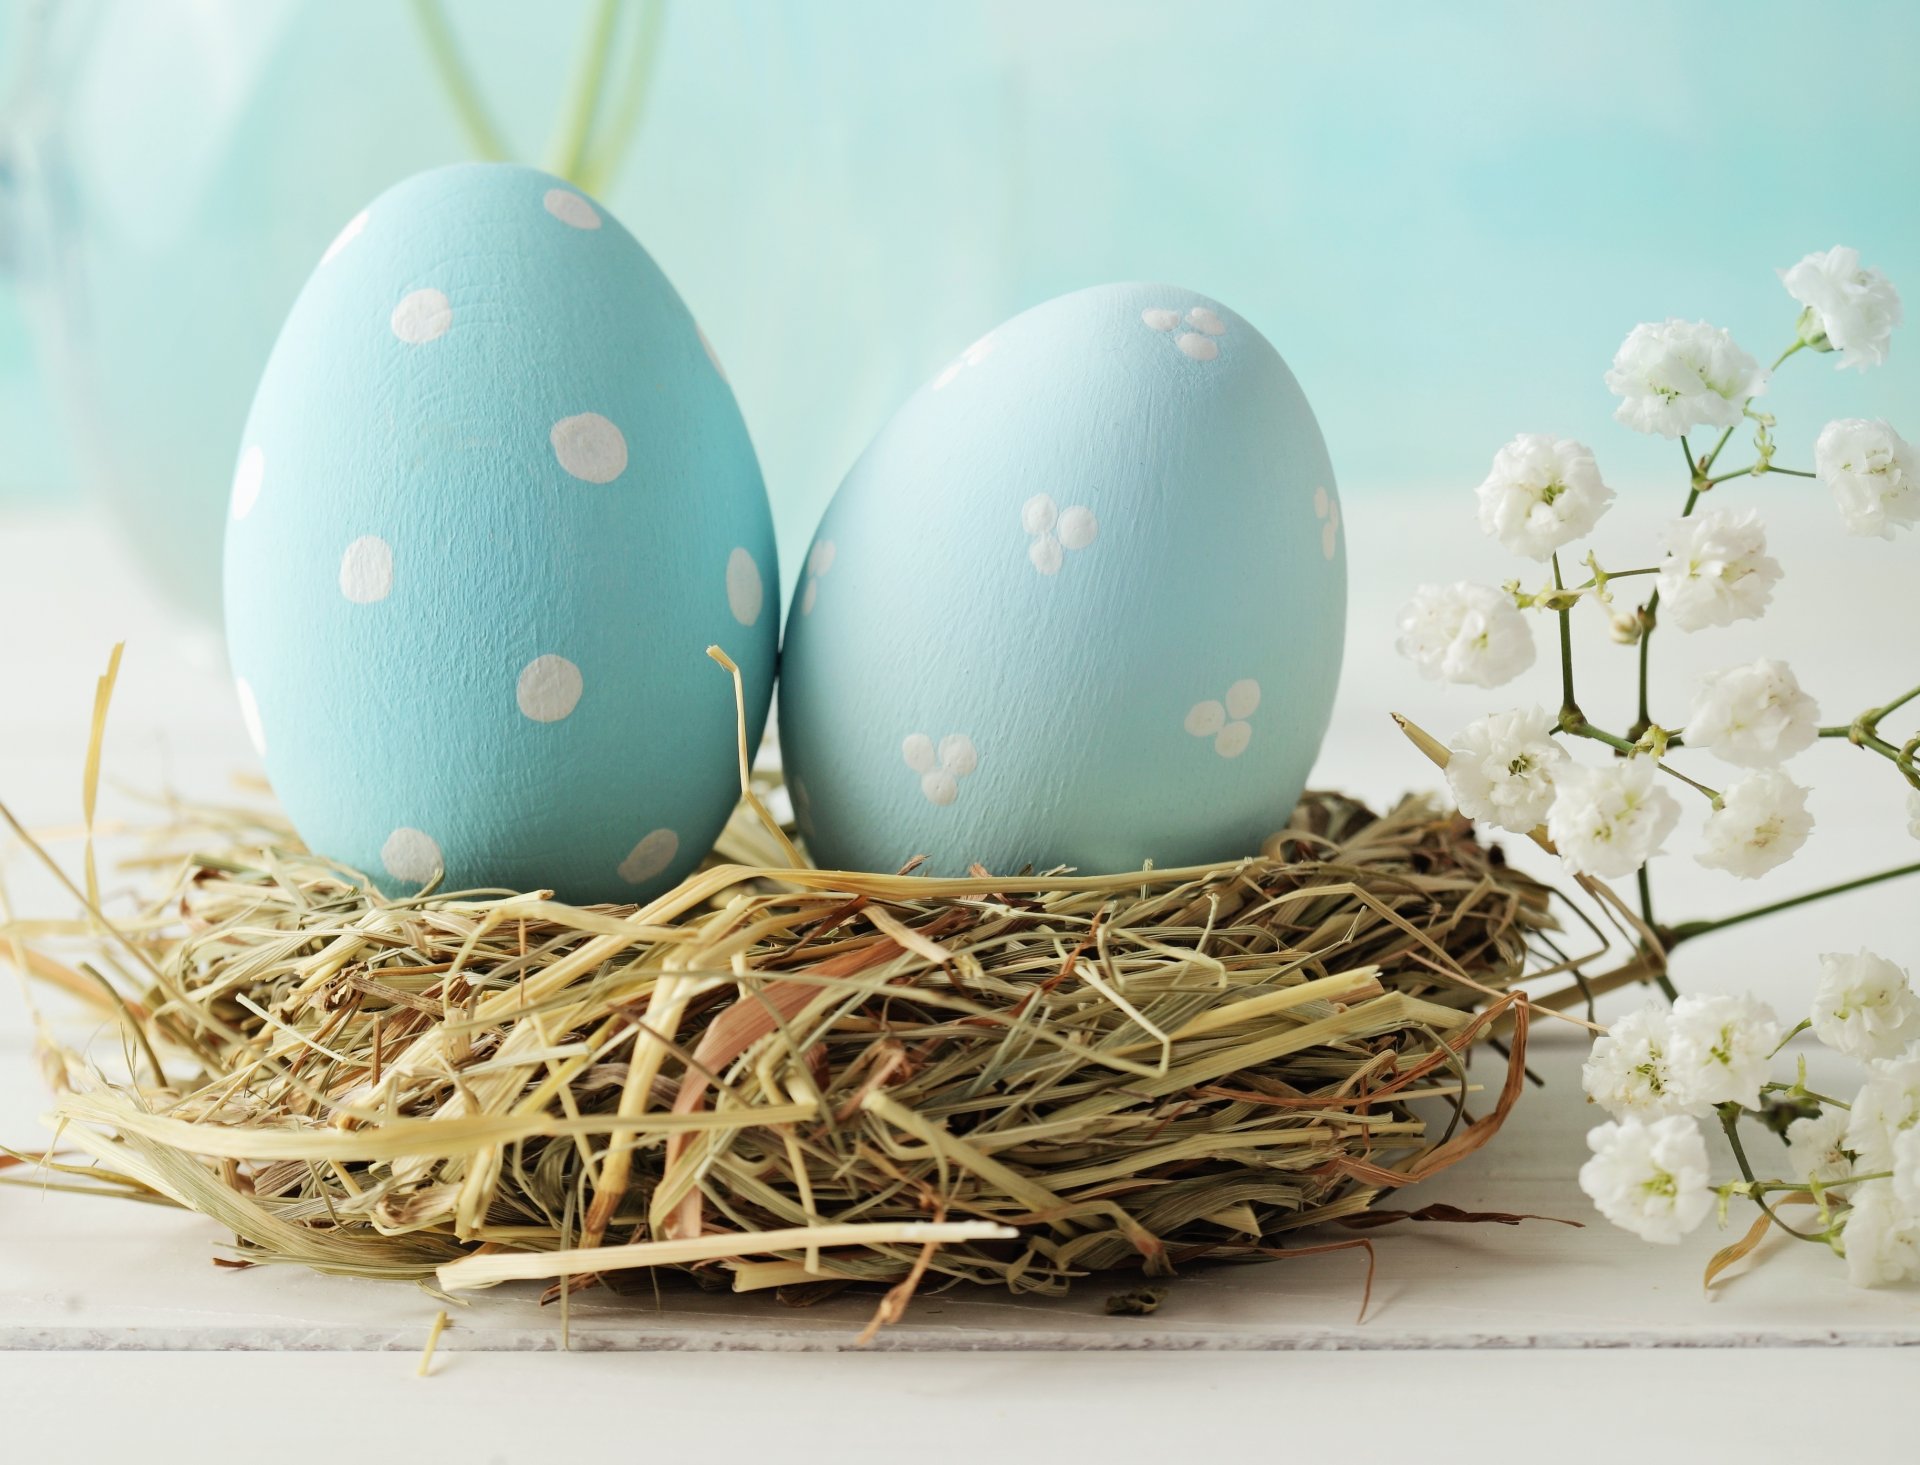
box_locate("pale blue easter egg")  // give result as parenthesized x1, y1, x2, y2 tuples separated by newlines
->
(225, 163, 776, 902)
(779, 283, 1345, 876)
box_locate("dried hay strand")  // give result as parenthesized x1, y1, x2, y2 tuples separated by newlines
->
(10, 777, 1574, 1315)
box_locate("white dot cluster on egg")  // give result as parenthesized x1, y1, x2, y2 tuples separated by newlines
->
(226, 164, 776, 903)
(781, 286, 1346, 877)
(226, 163, 1346, 901)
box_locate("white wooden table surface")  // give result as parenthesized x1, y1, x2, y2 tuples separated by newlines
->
(3, 496, 1917, 1452)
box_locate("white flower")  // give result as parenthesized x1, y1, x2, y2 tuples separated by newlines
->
(1474, 434, 1616, 559)
(1583, 1004, 1691, 1119)
(1841, 1181, 1920, 1288)
(1814, 418, 1917, 538)
(1781, 246, 1903, 372)
(1654, 507, 1782, 631)
(1787, 1109, 1856, 1188)
(1546, 758, 1680, 878)
(1845, 1051, 1920, 1171)
(1813, 950, 1920, 1061)
(1445, 705, 1567, 833)
(1579, 1115, 1714, 1244)
(1605, 319, 1769, 438)
(1696, 771, 1814, 879)
(1395, 582, 1536, 688)
(1895, 1127, 1920, 1213)
(1666, 993, 1781, 1109)
(1681, 659, 1819, 767)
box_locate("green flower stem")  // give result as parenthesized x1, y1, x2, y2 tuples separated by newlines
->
(1705, 463, 1816, 487)
(1698, 340, 1800, 480)
(1867, 682, 1920, 724)
(1817, 682, 1920, 788)
(1553, 553, 1577, 719)
(410, 0, 510, 162)
(1668, 860, 1920, 944)
(578, 0, 667, 196)
(1760, 1078, 1850, 1109)
(1718, 1106, 1830, 1242)
(547, 0, 621, 183)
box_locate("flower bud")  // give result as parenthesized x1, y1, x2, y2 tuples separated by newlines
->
(1795, 304, 1835, 354)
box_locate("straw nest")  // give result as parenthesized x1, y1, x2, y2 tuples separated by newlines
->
(12, 764, 1575, 1325)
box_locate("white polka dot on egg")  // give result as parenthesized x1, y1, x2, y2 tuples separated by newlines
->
(381, 826, 442, 885)
(1185, 700, 1227, 738)
(617, 827, 680, 885)
(938, 734, 977, 777)
(902, 733, 936, 774)
(1021, 494, 1058, 536)
(230, 445, 265, 521)
(543, 187, 602, 230)
(1141, 308, 1180, 331)
(550, 412, 628, 484)
(1176, 333, 1220, 362)
(390, 287, 453, 344)
(1215, 721, 1253, 759)
(517, 654, 584, 723)
(1056, 506, 1098, 551)
(235, 676, 266, 757)
(1186, 307, 1227, 336)
(726, 547, 763, 627)
(1225, 679, 1261, 721)
(338, 535, 394, 604)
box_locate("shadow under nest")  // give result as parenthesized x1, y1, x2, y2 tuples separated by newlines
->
(26, 783, 1570, 1320)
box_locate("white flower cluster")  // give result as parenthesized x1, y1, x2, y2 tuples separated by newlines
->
(1412, 243, 1920, 1293)
(1781, 246, 1904, 372)
(1578, 953, 1920, 1286)
(1578, 992, 1780, 1245)
(1402, 243, 1911, 898)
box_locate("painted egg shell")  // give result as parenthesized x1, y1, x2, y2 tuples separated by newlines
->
(225, 163, 776, 903)
(779, 283, 1345, 876)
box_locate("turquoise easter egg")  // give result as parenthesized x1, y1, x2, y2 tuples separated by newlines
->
(225, 163, 775, 902)
(779, 283, 1345, 876)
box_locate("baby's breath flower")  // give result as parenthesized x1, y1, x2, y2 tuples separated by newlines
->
(1781, 246, 1903, 372)
(1666, 993, 1780, 1109)
(1546, 758, 1680, 878)
(1788, 1109, 1856, 1189)
(1395, 582, 1535, 688)
(1813, 951, 1920, 1061)
(1814, 418, 1917, 539)
(1578, 1115, 1714, 1244)
(1682, 659, 1818, 768)
(1845, 1051, 1920, 1171)
(1696, 770, 1813, 879)
(1841, 1181, 1920, 1288)
(1654, 507, 1781, 632)
(1894, 1127, 1920, 1213)
(1582, 1004, 1692, 1119)
(1605, 320, 1768, 438)
(1474, 434, 1616, 560)
(1445, 705, 1566, 833)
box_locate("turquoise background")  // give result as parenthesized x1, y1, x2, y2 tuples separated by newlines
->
(4, 0, 1918, 613)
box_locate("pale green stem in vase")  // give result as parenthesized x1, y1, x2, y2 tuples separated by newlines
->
(547, 0, 622, 183)
(578, 0, 668, 196)
(410, 0, 510, 162)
